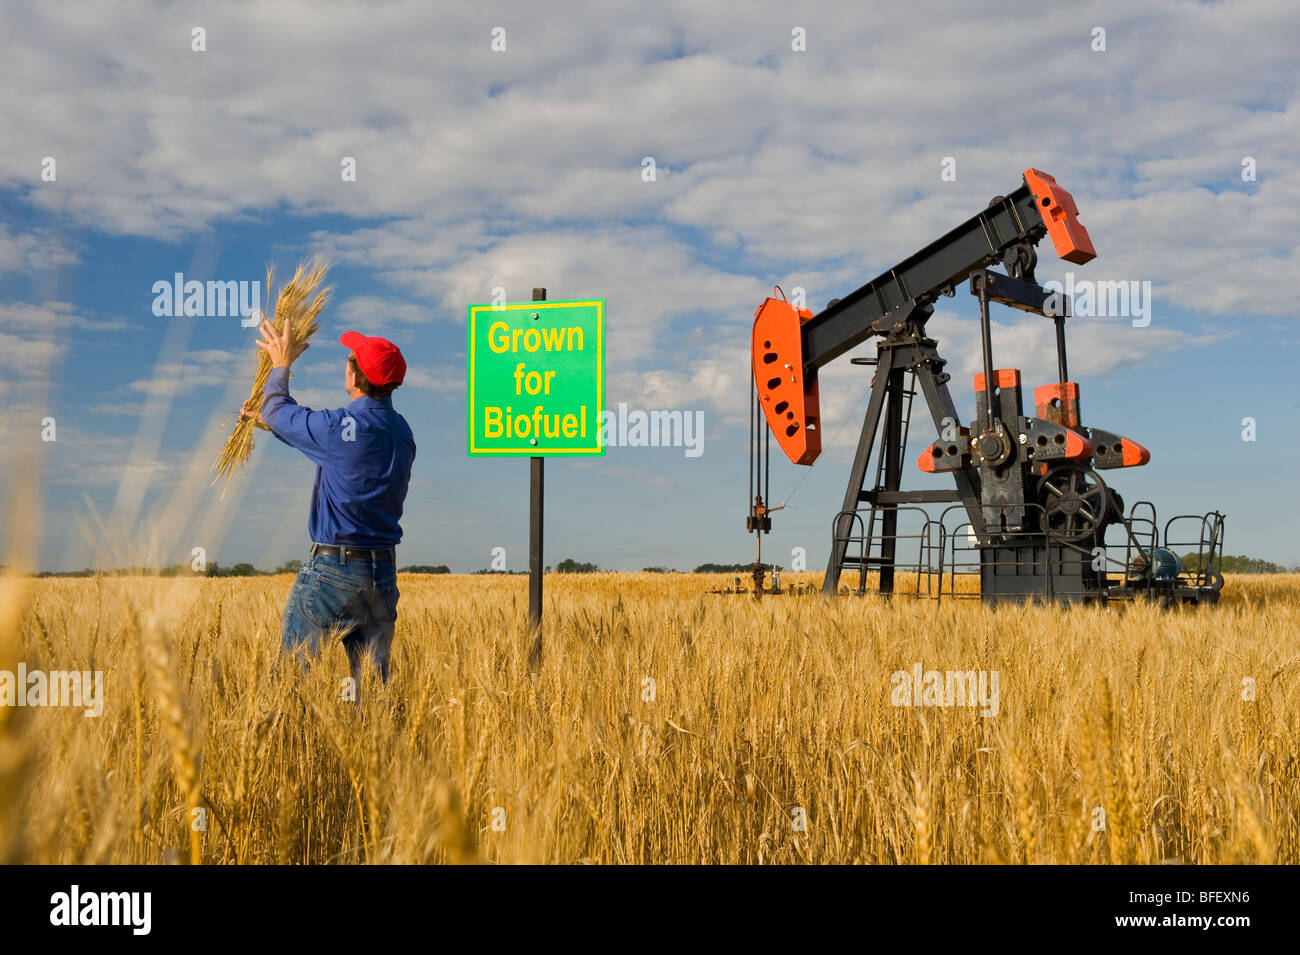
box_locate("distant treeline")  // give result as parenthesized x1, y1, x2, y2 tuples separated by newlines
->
(30, 560, 452, 578)
(29, 559, 730, 576)
(475, 559, 603, 574)
(19, 554, 1295, 577)
(1180, 554, 1293, 574)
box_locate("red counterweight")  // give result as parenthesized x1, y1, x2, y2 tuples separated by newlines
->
(1023, 168, 1096, 265)
(752, 290, 821, 465)
(1034, 382, 1082, 428)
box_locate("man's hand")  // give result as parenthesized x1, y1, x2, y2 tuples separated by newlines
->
(256, 315, 310, 369)
(240, 398, 271, 432)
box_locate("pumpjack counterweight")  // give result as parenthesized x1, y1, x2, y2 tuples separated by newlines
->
(746, 169, 1224, 605)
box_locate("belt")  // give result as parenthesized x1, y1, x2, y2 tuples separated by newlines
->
(309, 542, 396, 562)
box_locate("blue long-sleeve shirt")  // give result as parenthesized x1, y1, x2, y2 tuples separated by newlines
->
(262, 365, 416, 548)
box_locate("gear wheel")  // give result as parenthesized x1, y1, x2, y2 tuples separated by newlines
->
(1037, 463, 1118, 543)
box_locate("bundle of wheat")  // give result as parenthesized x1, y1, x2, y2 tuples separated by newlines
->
(212, 259, 332, 496)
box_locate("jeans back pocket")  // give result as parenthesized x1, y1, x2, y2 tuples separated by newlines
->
(303, 572, 366, 631)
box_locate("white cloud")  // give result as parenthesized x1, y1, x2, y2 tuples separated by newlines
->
(401, 364, 460, 397)
(0, 300, 131, 332)
(0, 223, 78, 272)
(126, 348, 246, 396)
(2, 0, 1294, 320)
(0, 330, 63, 377)
(334, 295, 433, 332)
(87, 348, 248, 415)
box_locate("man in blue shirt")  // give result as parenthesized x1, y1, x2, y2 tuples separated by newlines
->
(242, 317, 416, 698)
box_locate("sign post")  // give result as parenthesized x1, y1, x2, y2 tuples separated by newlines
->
(467, 292, 605, 675)
(528, 288, 545, 673)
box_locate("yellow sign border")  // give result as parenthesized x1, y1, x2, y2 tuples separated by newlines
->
(467, 300, 604, 455)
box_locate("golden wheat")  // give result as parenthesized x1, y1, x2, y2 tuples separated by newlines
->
(212, 259, 332, 496)
(2, 572, 1298, 864)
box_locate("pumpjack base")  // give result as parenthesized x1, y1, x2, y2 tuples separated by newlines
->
(980, 543, 1104, 605)
(825, 501, 1225, 607)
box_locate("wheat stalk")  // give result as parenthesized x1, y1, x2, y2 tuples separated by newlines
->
(912, 771, 932, 864)
(0, 576, 31, 864)
(212, 259, 332, 497)
(434, 781, 480, 864)
(141, 615, 204, 865)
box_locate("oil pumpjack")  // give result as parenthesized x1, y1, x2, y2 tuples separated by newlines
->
(746, 169, 1224, 604)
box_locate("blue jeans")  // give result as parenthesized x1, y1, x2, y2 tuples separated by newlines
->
(281, 549, 399, 693)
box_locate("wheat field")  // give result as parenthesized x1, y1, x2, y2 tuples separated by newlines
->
(0, 571, 1296, 864)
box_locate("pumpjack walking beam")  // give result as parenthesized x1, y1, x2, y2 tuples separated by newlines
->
(800, 171, 1092, 373)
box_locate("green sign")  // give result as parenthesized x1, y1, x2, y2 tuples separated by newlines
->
(467, 299, 605, 456)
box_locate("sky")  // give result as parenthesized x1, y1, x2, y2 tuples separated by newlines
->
(1, 0, 1297, 573)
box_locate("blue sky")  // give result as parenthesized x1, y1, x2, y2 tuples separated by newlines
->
(1, 1, 1297, 572)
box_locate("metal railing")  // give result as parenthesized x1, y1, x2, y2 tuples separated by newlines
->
(826, 497, 1225, 605)
(828, 506, 944, 597)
